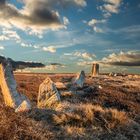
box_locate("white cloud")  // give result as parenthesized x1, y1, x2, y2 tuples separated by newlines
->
(101, 51, 140, 66)
(28, 30, 43, 39)
(63, 17, 70, 25)
(63, 51, 96, 60)
(104, 0, 122, 6)
(74, 0, 87, 7)
(93, 26, 104, 33)
(21, 43, 32, 48)
(42, 46, 56, 53)
(28, 65, 57, 71)
(88, 19, 106, 33)
(33, 45, 40, 49)
(2, 28, 21, 41)
(0, 0, 87, 37)
(98, 0, 122, 18)
(102, 4, 119, 13)
(92, 0, 123, 33)
(77, 61, 92, 66)
(103, 12, 112, 18)
(0, 1, 63, 34)
(82, 52, 96, 59)
(88, 19, 106, 26)
(0, 35, 9, 41)
(0, 46, 5, 50)
(77, 50, 140, 67)
(64, 53, 73, 56)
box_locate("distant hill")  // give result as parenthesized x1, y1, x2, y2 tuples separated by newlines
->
(0, 56, 45, 70)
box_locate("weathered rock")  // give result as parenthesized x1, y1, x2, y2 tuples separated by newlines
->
(0, 62, 31, 112)
(37, 77, 61, 108)
(73, 71, 85, 88)
(92, 63, 99, 77)
(15, 100, 31, 113)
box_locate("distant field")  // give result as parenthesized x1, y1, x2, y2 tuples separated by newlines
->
(0, 73, 140, 139)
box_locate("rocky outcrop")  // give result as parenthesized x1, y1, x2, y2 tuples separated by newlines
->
(38, 77, 61, 108)
(0, 62, 31, 112)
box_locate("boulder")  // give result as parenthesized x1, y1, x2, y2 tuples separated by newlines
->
(37, 77, 61, 108)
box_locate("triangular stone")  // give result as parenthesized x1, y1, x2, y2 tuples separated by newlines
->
(73, 71, 85, 88)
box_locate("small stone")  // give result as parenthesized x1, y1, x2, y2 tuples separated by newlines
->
(98, 85, 102, 89)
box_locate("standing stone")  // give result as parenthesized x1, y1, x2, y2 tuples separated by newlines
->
(37, 77, 61, 108)
(91, 63, 99, 77)
(0, 62, 31, 112)
(73, 71, 85, 88)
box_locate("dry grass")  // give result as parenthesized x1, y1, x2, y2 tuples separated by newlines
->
(0, 102, 133, 139)
(54, 103, 129, 132)
(0, 73, 140, 139)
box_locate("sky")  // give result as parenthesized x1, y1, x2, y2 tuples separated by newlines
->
(0, 0, 140, 73)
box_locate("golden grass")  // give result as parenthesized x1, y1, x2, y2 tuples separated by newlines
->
(0, 94, 139, 139)
(0, 74, 140, 139)
(53, 103, 129, 131)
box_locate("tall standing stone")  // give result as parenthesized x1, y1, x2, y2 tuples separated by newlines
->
(37, 77, 61, 108)
(0, 62, 31, 112)
(92, 63, 99, 77)
(73, 71, 85, 88)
